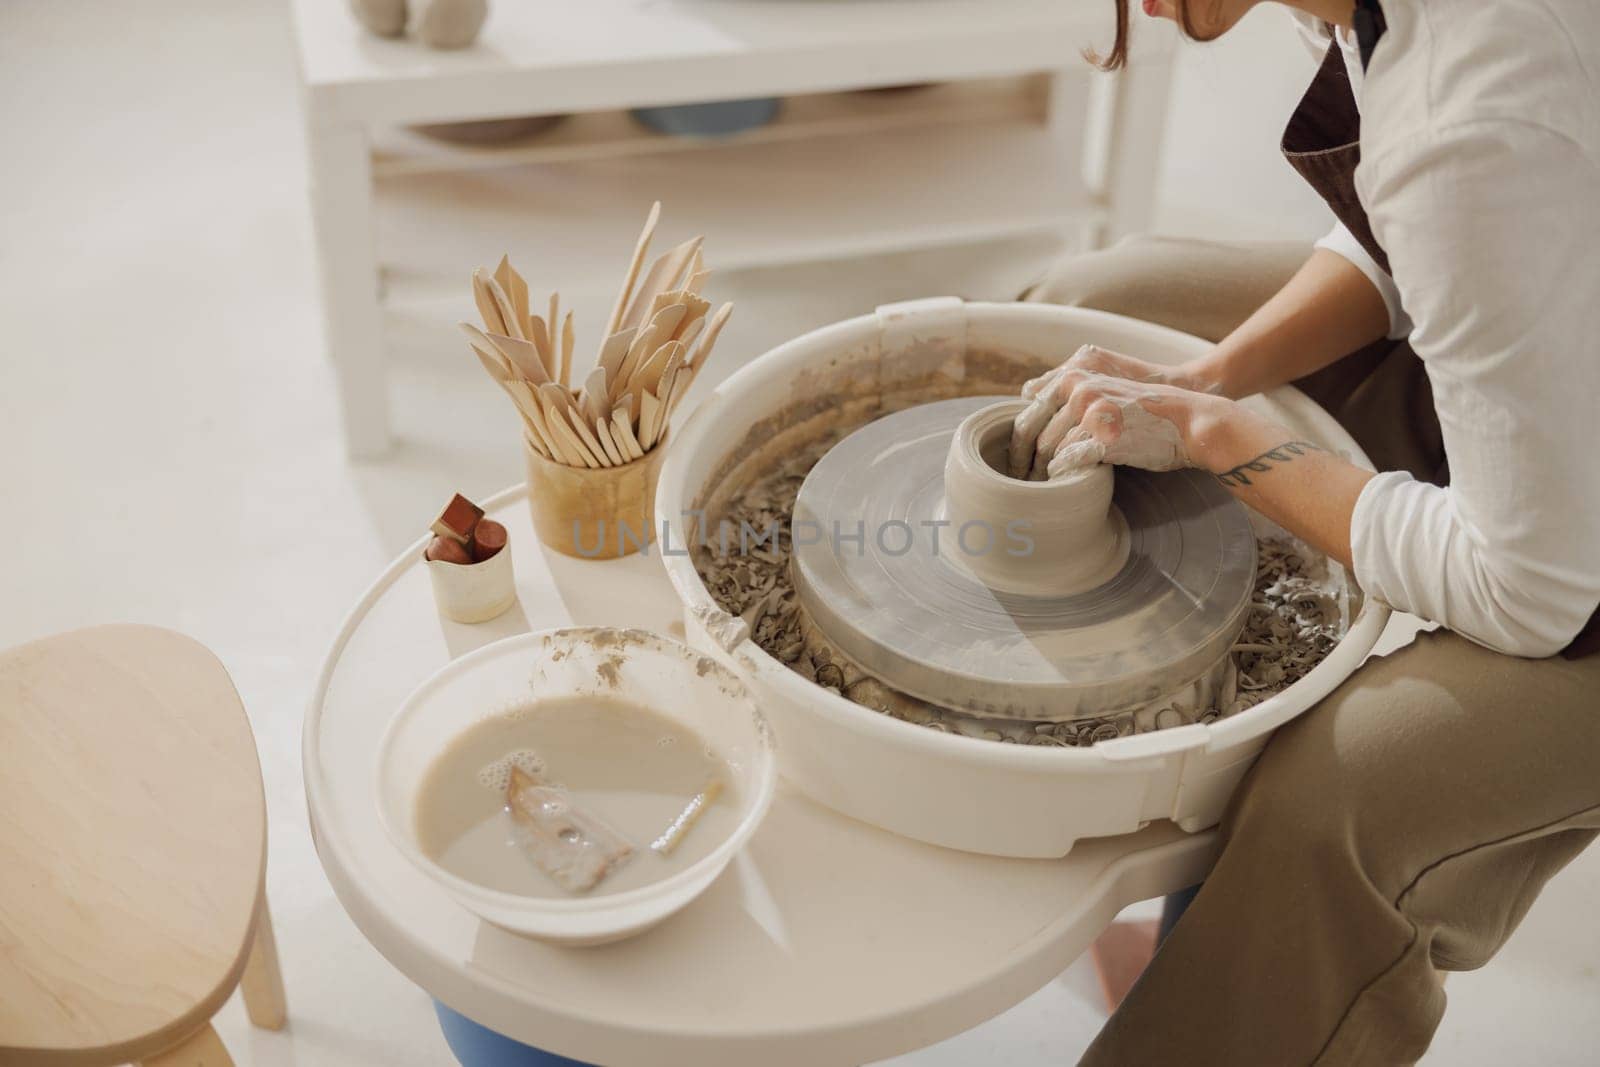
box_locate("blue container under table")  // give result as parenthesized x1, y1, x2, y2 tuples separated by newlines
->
(631, 97, 781, 137)
(435, 1001, 596, 1067)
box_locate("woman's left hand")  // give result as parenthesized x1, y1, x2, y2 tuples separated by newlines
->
(1010, 359, 1234, 480)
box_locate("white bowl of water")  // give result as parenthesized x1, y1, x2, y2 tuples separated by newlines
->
(376, 627, 777, 944)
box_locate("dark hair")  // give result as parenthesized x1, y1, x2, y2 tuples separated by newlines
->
(1088, 0, 1219, 70)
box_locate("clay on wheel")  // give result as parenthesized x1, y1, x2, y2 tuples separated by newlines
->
(790, 396, 1257, 721)
(942, 400, 1129, 596)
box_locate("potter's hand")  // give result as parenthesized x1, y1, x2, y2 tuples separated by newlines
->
(1013, 368, 1229, 480)
(1007, 345, 1210, 477)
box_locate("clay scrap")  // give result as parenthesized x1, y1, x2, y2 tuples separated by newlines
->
(505, 767, 633, 893)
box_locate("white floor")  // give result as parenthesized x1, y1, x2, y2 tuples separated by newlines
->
(3, 2, 1598, 1065)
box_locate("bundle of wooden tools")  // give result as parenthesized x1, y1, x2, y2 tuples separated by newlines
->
(459, 202, 733, 468)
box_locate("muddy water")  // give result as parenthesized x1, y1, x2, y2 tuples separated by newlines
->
(416, 696, 738, 897)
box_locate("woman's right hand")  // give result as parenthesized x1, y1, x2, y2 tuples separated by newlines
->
(1007, 345, 1216, 478)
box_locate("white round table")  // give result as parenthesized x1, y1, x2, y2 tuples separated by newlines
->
(305, 485, 1219, 1067)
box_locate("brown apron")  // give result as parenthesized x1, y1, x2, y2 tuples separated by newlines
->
(1281, 40, 1600, 658)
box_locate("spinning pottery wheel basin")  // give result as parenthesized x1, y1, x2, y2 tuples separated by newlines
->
(791, 396, 1258, 722)
(658, 299, 1389, 857)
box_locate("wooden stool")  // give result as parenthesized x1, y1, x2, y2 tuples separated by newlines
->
(0, 625, 287, 1066)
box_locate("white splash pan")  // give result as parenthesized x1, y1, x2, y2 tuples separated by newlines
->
(657, 299, 1388, 858)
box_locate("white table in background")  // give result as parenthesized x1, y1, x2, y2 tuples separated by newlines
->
(304, 485, 1216, 1067)
(287, 0, 1177, 456)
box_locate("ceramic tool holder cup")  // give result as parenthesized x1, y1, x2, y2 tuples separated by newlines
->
(425, 542, 516, 623)
(525, 436, 669, 559)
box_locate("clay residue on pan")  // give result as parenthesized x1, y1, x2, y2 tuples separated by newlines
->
(546, 627, 751, 702)
(594, 656, 623, 687)
(688, 352, 1352, 746)
(962, 343, 1056, 388)
(584, 628, 631, 649)
(691, 603, 749, 653)
(689, 343, 1048, 527)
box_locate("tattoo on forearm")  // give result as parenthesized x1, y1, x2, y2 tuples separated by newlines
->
(1215, 440, 1325, 488)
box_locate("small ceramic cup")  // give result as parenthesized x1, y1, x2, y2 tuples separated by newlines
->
(425, 539, 516, 623)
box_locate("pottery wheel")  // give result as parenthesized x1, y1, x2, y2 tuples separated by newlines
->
(791, 397, 1258, 721)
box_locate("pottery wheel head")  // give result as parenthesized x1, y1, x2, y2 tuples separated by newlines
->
(791, 397, 1257, 721)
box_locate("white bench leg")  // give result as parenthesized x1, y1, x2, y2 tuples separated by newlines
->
(308, 119, 390, 458)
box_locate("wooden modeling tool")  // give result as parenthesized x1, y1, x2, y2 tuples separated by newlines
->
(651, 780, 724, 855)
(459, 203, 732, 469)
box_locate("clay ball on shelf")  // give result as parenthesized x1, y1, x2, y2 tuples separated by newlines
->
(349, 0, 407, 37)
(415, 0, 488, 49)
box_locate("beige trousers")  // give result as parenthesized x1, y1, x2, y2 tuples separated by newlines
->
(1027, 237, 1600, 1066)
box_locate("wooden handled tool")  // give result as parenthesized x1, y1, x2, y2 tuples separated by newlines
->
(459, 203, 732, 468)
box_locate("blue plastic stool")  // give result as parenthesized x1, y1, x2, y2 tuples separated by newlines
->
(434, 1001, 596, 1067)
(1158, 884, 1201, 943)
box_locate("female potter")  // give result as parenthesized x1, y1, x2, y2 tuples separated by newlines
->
(1011, 0, 1600, 1062)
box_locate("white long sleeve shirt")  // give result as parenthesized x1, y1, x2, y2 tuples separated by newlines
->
(1293, 0, 1600, 657)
